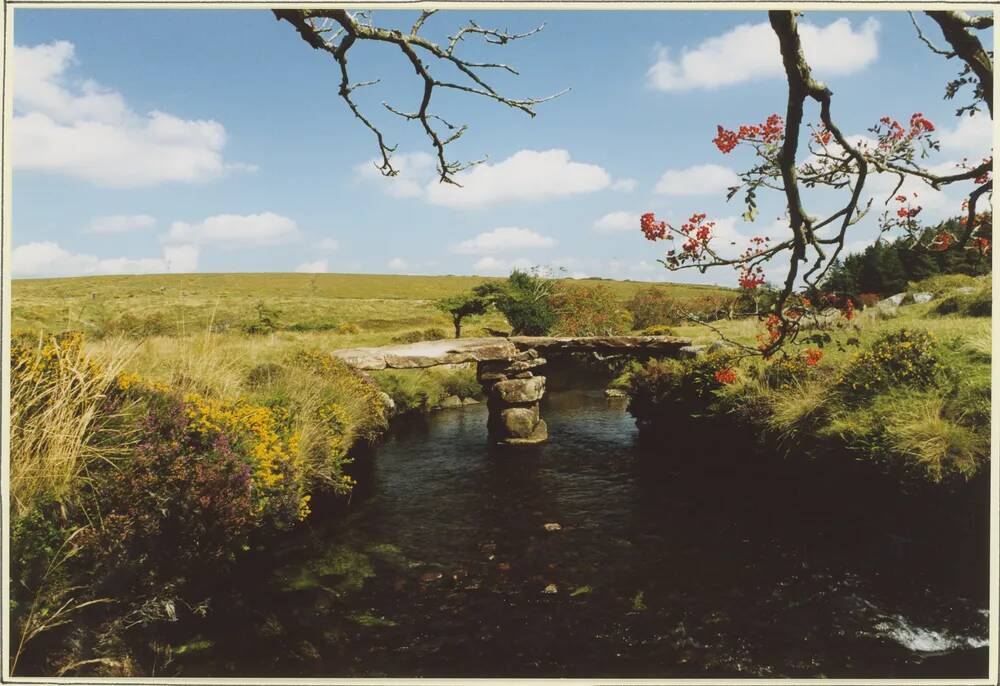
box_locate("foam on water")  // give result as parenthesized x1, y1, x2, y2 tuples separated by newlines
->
(877, 614, 989, 652)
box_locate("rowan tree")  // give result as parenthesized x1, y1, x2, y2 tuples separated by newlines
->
(275, 9, 993, 357)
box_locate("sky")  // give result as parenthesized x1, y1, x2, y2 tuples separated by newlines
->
(9, 8, 994, 285)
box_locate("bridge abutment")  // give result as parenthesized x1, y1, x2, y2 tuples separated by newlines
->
(477, 350, 548, 445)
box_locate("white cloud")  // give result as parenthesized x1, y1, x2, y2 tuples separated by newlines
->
(355, 152, 436, 198)
(317, 238, 340, 251)
(13, 241, 198, 277)
(426, 149, 612, 209)
(388, 257, 407, 271)
(164, 212, 299, 248)
(295, 259, 328, 273)
(593, 211, 640, 233)
(648, 17, 879, 91)
(12, 41, 251, 187)
(654, 164, 739, 195)
(86, 214, 155, 234)
(939, 114, 993, 154)
(611, 178, 638, 192)
(472, 256, 534, 275)
(453, 227, 556, 255)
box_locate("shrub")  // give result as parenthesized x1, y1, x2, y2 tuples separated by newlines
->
(374, 371, 443, 414)
(933, 287, 991, 317)
(626, 288, 682, 329)
(626, 352, 737, 424)
(474, 269, 559, 336)
(391, 328, 447, 344)
(639, 324, 675, 336)
(438, 367, 481, 398)
(858, 292, 881, 308)
(686, 293, 739, 322)
(837, 329, 941, 398)
(85, 397, 259, 572)
(553, 284, 632, 336)
(244, 302, 280, 335)
(337, 322, 361, 335)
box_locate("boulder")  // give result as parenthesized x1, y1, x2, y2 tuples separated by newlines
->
(501, 406, 540, 438)
(882, 292, 909, 307)
(439, 395, 463, 409)
(494, 376, 546, 404)
(679, 345, 707, 359)
(605, 388, 628, 398)
(378, 391, 396, 416)
(509, 357, 547, 372)
(461, 397, 481, 406)
(708, 340, 732, 353)
(912, 292, 934, 304)
(503, 419, 548, 445)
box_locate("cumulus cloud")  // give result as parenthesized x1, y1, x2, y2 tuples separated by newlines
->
(648, 17, 879, 91)
(426, 149, 612, 208)
(295, 259, 328, 273)
(654, 164, 739, 195)
(453, 227, 556, 255)
(316, 238, 340, 251)
(13, 241, 198, 277)
(12, 41, 252, 187)
(388, 257, 408, 271)
(938, 114, 993, 154)
(593, 211, 640, 233)
(86, 214, 155, 234)
(163, 212, 299, 248)
(611, 178, 638, 192)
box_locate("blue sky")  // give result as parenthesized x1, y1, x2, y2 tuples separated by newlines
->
(10, 9, 993, 285)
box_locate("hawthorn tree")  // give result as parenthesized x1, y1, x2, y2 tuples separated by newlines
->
(436, 293, 490, 338)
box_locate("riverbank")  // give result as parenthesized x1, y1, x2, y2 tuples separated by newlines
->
(622, 274, 991, 492)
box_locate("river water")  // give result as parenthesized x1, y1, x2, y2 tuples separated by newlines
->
(183, 389, 990, 678)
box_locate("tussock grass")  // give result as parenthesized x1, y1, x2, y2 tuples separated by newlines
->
(10, 334, 138, 517)
(884, 391, 987, 483)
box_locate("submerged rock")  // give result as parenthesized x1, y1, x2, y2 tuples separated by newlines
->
(543, 522, 562, 532)
(439, 395, 463, 409)
(542, 584, 558, 594)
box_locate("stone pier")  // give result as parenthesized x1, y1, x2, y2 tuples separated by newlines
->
(477, 350, 548, 445)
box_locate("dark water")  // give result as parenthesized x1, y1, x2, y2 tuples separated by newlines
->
(184, 390, 989, 678)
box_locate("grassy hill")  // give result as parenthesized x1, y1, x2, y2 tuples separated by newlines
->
(12, 272, 732, 342)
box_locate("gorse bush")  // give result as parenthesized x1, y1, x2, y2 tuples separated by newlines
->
(553, 284, 632, 336)
(9, 334, 390, 674)
(837, 329, 940, 397)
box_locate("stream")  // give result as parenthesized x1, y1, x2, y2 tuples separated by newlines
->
(178, 389, 990, 678)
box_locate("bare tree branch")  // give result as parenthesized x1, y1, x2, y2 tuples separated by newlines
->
(273, 9, 564, 184)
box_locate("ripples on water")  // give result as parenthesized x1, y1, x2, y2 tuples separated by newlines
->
(189, 390, 989, 678)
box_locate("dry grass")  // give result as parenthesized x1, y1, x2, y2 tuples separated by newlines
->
(885, 392, 988, 483)
(10, 334, 138, 517)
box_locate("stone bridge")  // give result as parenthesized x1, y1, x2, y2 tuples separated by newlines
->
(332, 336, 692, 446)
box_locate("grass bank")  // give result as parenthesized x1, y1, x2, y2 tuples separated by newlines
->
(623, 274, 991, 491)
